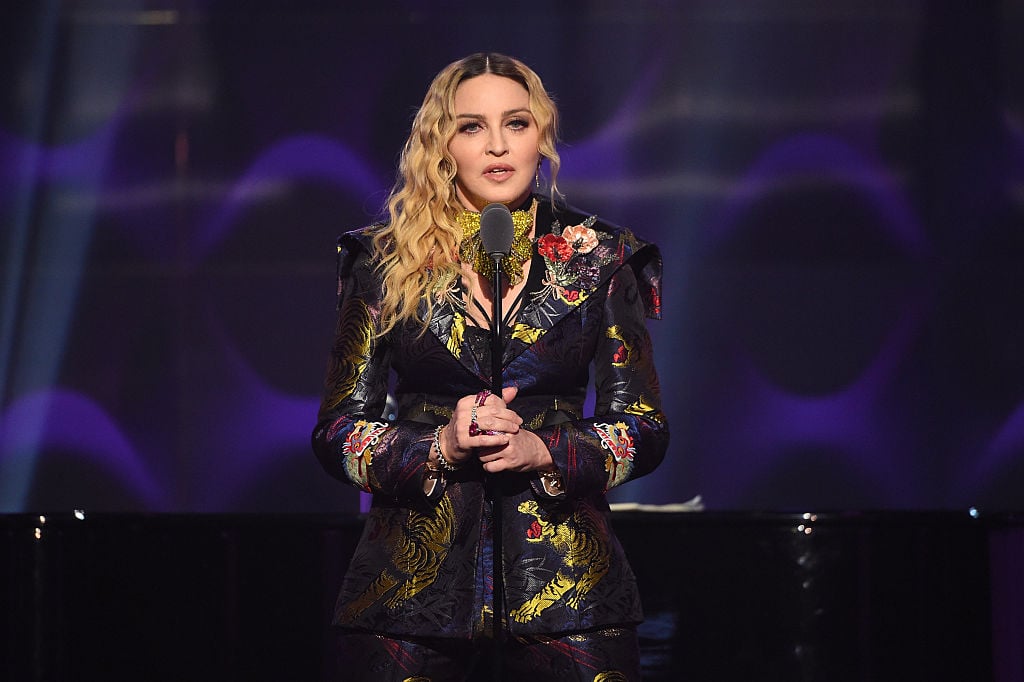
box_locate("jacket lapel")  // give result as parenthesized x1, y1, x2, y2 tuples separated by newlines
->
(503, 210, 644, 367)
(424, 198, 648, 376)
(424, 293, 490, 382)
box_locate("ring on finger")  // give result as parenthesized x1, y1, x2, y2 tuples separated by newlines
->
(468, 404, 481, 437)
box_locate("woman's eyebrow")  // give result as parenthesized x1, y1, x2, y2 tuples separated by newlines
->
(456, 108, 532, 119)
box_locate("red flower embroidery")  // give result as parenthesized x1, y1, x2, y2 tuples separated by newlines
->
(527, 520, 543, 539)
(612, 344, 626, 364)
(537, 234, 573, 262)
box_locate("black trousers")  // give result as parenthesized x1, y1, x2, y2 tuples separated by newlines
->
(333, 626, 640, 682)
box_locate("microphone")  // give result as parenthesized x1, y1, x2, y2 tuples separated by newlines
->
(479, 202, 515, 258)
(478, 202, 514, 396)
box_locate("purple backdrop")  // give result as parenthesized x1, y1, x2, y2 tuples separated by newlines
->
(1, 1, 1023, 512)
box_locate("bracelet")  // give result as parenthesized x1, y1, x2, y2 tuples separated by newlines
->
(433, 424, 462, 474)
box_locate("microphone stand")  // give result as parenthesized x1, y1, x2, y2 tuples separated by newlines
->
(488, 253, 505, 682)
(478, 201, 514, 681)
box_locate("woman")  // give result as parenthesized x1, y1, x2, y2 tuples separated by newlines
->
(312, 52, 668, 682)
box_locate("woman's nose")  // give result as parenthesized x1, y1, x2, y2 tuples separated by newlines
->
(487, 129, 508, 156)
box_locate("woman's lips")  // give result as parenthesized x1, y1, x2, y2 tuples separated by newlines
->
(484, 165, 514, 179)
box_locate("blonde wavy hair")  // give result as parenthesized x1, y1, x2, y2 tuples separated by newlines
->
(371, 53, 562, 337)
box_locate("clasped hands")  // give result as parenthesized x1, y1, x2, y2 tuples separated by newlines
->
(434, 386, 554, 474)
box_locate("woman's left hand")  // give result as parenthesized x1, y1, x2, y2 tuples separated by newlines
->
(476, 387, 556, 473)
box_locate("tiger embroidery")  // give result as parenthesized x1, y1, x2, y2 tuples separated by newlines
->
(322, 297, 373, 411)
(340, 495, 456, 620)
(509, 500, 610, 624)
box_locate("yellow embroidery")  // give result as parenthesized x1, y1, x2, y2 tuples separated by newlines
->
(605, 325, 633, 368)
(342, 420, 388, 490)
(341, 495, 456, 620)
(324, 298, 373, 410)
(594, 672, 629, 682)
(447, 311, 465, 358)
(594, 421, 635, 488)
(624, 396, 658, 418)
(511, 322, 543, 345)
(509, 501, 609, 624)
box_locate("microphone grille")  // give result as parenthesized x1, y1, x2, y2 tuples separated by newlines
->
(479, 203, 515, 257)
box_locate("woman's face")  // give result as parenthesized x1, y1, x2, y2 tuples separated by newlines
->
(448, 73, 541, 212)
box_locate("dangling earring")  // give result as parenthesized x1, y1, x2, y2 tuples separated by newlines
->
(535, 161, 542, 189)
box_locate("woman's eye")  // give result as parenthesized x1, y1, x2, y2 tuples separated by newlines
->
(459, 122, 482, 133)
(507, 118, 529, 130)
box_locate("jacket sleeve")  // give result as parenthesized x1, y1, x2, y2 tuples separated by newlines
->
(310, 235, 436, 501)
(531, 243, 669, 499)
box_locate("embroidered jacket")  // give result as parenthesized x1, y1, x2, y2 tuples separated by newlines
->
(312, 196, 669, 638)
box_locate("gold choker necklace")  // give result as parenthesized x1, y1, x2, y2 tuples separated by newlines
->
(457, 201, 535, 286)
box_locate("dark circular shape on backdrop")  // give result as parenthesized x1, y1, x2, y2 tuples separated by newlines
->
(715, 182, 921, 396)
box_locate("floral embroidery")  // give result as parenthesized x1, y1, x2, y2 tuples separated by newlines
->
(425, 268, 464, 316)
(594, 421, 635, 489)
(342, 419, 389, 491)
(562, 224, 600, 254)
(535, 216, 615, 306)
(537, 233, 574, 262)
